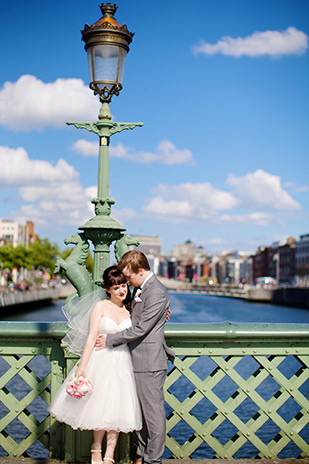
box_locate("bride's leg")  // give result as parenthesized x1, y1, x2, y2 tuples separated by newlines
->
(103, 430, 119, 463)
(91, 430, 105, 463)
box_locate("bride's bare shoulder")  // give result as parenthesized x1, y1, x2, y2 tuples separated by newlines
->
(92, 299, 110, 313)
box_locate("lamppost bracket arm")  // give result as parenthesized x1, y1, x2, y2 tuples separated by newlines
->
(109, 122, 143, 136)
(66, 121, 143, 138)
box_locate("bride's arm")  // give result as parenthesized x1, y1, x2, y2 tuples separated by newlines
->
(75, 302, 103, 378)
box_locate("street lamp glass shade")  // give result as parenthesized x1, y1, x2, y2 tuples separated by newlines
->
(87, 44, 127, 95)
(82, 3, 134, 103)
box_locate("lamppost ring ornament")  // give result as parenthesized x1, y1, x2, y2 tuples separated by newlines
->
(90, 82, 122, 103)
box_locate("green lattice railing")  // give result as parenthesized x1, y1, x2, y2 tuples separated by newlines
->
(0, 321, 309, 461)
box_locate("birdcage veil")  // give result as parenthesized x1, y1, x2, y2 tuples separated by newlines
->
(61, 288, 107, 356)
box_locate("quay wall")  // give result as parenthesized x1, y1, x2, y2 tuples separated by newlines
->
(272, 287, 309, 308)
(0, 284, 74, 313)
(160, 278, 309, 308)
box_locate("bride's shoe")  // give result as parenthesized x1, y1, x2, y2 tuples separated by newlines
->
(91, 449, 103, 464)
(103, 458, 115, 464)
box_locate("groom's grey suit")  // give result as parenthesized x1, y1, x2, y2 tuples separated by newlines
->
(106, 274, 175, 464)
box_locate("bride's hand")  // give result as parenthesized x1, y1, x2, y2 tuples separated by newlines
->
(75, 365, 86, 378)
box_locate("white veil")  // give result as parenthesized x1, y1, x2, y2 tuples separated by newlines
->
(61, 288, 107, 356)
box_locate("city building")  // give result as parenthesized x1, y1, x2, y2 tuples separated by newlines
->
(131, 235, 161, 257)
(253, 238, 297, 286)
(25, 221, 38, 246)
(295, 234, 309, 287)
(130, 235, 162, 274)
(210, 251, 253, 285)
(279, 237, 296, 285)
(168, 240, 208, 282)
(253, 246, 271, 283)
(0, 219, 38, 248)
(0, 220, 25, 247)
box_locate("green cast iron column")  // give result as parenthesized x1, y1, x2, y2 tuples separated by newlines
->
(67, 102, 143, 287)
(98, 136, 109, 198)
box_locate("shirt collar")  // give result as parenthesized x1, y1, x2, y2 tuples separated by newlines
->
(140, 271, 153, 289)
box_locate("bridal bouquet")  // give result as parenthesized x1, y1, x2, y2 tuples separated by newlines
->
(66, 376, 93, 399)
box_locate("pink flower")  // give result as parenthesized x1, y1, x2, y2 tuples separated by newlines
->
(66, 376, 93, 399)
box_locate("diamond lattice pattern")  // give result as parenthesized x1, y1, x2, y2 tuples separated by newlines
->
(165, 349, 309, 459)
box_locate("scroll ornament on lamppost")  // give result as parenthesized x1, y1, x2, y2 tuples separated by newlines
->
(56, 3, 141, 300)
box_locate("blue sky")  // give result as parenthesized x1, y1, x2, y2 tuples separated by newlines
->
(0, 0, 308, 254)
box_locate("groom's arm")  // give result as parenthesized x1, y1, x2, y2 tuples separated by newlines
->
(106, 287, 169, 348)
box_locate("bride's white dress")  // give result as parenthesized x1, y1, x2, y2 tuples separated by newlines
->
(49, 316, 142, 432)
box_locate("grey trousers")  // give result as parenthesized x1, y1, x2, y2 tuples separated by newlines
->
(134, 370, 167, 464)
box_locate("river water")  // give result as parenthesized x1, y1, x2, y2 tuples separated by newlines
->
(1, 293, 309, 459)
(4, 291, 309, 324)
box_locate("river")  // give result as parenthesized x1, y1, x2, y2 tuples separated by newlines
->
(3, 291, 309, 324)
(1, 293, 309, 459)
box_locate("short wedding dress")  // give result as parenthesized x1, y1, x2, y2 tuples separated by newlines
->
(49, 316, 142, 432)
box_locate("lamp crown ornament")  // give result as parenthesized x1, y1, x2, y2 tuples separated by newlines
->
(99, 2, 118, 18)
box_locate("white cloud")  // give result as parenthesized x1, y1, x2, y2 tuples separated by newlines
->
(207, 238, 228, 246)
(193, 27, 308, 58)
(218, 212, 272, 225)
(13, 200, 90, 229)
(154, 183, 239, 210)
(143, 171, 300, 226)
(283, 181, 309, 194)
(227, 169, 301, 210)
(0, 146, 78, 187)
(71, 139, 98, 157)
(0, 75, 100, 131)
(112, 208, 138, 225)
(0, 143, 137, 236)
(71, 139, 194, 165)
(144, 182, 238, 221)
(13, 183, 95, 231)
(0, 144, 95, 231)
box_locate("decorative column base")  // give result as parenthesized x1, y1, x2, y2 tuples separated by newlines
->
(79, 214, 126, 288)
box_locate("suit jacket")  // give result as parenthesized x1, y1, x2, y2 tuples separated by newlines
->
(106, 274, 175, 372)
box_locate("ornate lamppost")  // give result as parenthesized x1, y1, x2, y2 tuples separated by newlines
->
(56, 3, 142, 296)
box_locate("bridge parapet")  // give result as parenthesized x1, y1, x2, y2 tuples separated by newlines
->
(0, 322, 308, 461)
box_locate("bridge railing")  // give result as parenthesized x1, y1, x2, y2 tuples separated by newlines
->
(0, 321, 309, 461)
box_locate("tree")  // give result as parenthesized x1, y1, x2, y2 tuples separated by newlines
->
(0, 239, 60, 272)
(28, 239, 60, 270)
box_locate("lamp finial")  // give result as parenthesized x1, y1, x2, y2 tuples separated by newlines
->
(99, 3, 118, 18)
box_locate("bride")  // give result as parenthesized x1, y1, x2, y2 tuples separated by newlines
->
(49, 266, 142, 464)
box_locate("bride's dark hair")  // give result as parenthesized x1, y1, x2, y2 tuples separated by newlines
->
(103, 265, 131, 311)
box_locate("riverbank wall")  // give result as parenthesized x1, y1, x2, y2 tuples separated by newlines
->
(160, 278, 309, 308)
(0, 284, 74, 314)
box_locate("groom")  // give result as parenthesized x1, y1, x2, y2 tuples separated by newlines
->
(97, 250, 175, 464)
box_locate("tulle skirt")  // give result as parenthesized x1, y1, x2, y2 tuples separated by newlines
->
(49, 344, 142, 432)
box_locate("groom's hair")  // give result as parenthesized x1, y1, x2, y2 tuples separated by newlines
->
(118, 250, 150, 274)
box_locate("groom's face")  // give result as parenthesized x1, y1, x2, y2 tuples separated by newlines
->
(122, 267, 144, 288)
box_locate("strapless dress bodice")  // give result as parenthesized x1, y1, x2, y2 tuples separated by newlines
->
(99, 316, 132, 335)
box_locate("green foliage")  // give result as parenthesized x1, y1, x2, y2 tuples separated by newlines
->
(0, 238, 60, 271)
(28, 238, 59, 270)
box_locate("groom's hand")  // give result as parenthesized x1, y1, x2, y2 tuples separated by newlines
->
(166, 307, 171, 322)
(95, 333, 107, 350)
